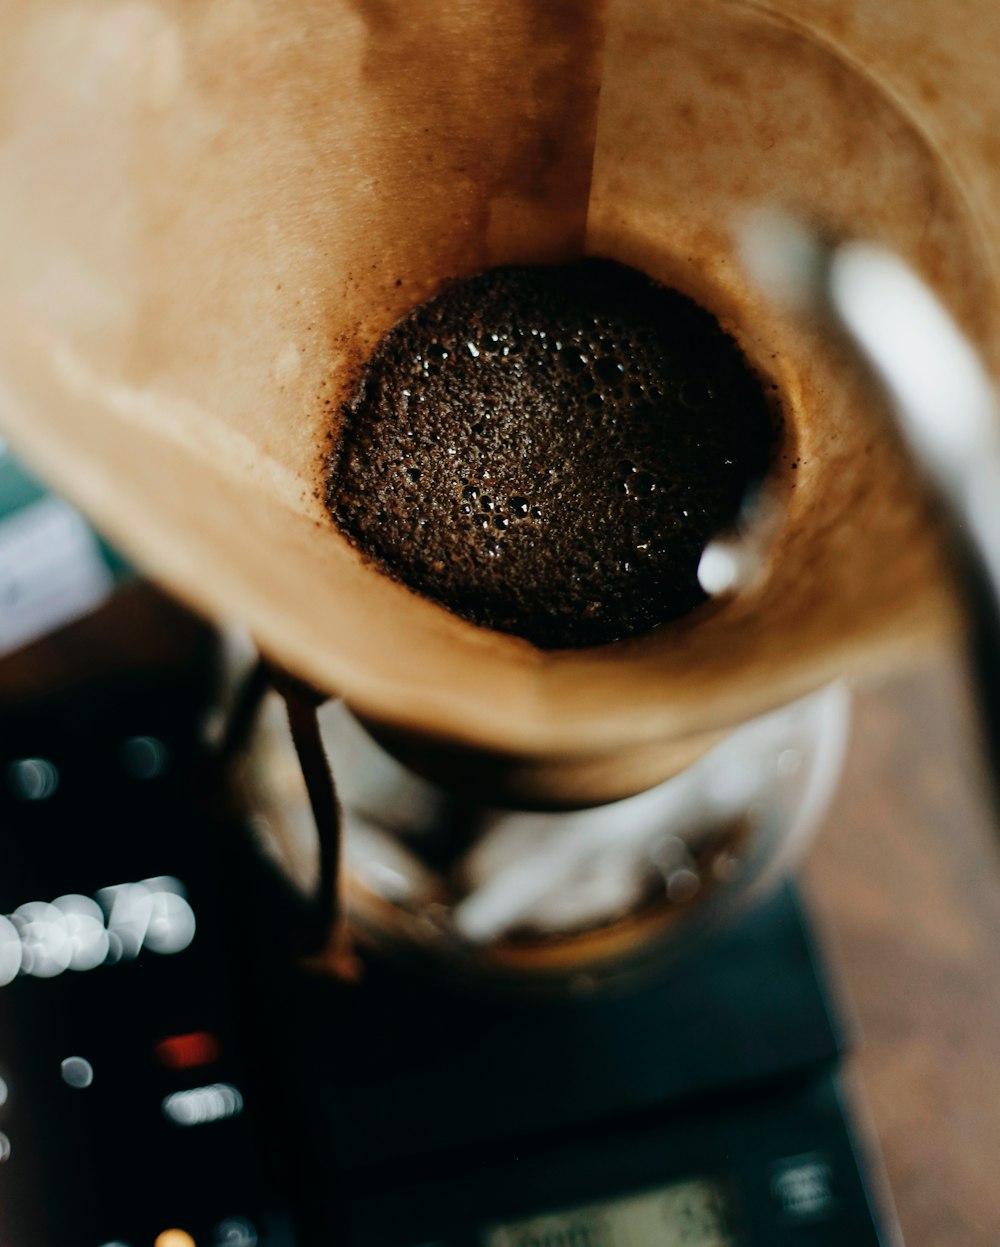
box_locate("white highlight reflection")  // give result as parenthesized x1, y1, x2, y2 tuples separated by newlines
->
(0, 917, 22, 986)
(829, 243, 1000, 483)
(162, 1082, 243, 1126)
(1, 876, 196, 988)
(6, 758, 59, 801)
(60, 1055, 94, 1088)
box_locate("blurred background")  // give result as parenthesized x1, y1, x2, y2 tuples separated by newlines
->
(807, 649, 1000, 1247)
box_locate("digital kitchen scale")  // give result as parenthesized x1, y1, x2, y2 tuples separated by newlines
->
(0, 451, 894, 1247)
(264, 878, 892, 1247)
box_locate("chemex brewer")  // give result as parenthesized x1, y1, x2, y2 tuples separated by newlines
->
(1, 0, 998, 974)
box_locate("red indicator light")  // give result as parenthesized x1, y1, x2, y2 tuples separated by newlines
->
(154, 1031, 220, 1070)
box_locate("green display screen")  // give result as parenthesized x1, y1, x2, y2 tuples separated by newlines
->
(483, 1178, 735, 1247)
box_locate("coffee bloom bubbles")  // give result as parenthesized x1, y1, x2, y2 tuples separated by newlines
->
(0, 877, 196, 985)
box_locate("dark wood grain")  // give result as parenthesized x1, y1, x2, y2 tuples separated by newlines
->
(803, 647, 1000, 1247)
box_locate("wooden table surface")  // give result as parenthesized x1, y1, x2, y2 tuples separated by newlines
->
(803, 647, 1000, 1247)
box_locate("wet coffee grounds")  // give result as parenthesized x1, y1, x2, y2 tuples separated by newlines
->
(326, 259, 773, 649)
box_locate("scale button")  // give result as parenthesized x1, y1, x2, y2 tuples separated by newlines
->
(770, 1152, 838, 1222)
(0, 1131, 10, 1163)
(0, 1075, 8, 1107)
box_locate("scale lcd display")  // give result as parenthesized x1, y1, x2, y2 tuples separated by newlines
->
(483, 1178, 735, 1247)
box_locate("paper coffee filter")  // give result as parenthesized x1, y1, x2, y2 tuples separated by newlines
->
(0, 0, 997, 778)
